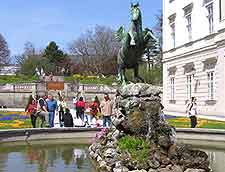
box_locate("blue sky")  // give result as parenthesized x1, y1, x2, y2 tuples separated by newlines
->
(0, 0, 162, 56)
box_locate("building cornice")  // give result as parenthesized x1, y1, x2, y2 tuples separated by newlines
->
(163, 32, 217, 54)
(162, 44, 217, 63)
(163, 29, 225, 63)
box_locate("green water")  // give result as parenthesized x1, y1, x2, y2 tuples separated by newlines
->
(193, 146, 225, 172)
(179, 139, 225, 172)
(0, 140, 224, 172)
(0, 142, 97, 172)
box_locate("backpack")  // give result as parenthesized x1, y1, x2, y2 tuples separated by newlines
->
(186, 102, 193, 113)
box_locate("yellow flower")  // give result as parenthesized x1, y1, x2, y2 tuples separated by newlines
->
(9, 120, 25, 128)
(0, 123, 7, 127)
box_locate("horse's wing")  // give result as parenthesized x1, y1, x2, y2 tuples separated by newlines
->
(114, 26, 126, 42)
(143, 28, 158, 48)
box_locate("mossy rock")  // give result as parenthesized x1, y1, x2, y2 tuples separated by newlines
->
(127, 108, 148, 135)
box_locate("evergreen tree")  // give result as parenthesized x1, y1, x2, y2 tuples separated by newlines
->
(43, 41, 66, 64)
(43, 41, 68, 74)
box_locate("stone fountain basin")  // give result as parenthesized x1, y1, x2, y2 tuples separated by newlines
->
(0, 128, 101, 144)
(176, 128, 225, 149)
(0, 128, 225, 144)
(0, 128, 225, 172)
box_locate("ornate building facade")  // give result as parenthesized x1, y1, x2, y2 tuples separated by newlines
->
(163, 0, 225, 116)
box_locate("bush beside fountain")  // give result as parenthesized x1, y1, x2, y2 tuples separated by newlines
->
(89, 83, 210, 172)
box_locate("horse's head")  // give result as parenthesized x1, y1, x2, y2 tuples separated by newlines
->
(131, 2, 141, 22)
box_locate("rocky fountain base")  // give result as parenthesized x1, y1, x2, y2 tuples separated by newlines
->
(89, 83, 210, 172)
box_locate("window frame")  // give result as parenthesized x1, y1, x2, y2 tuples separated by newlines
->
(170, 76, 175, 101)
(207, 70, 215, 100)
(170, 22, 176, 48)
(186, 14, 192, 41)
(206, 3, 214, 34)
(186, 74, 194, 100)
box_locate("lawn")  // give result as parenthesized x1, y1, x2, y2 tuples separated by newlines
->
(167, 117, 225, 130)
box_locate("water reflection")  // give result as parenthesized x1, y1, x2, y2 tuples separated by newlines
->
(1, 142, 224, 172)
(74, 149, 87, 169)
(62, 148, 73, 165)
(205, 150, 225, 172)
(0, 144, 96, 172)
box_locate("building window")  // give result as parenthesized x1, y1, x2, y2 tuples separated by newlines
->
(170, 77, 175, 100)
(207, 71, 215, 100)
(168, 13, 176, 49)
(206, 3, 214, 33)
(186, 75, 193, 100)
(220, 0, 225, 21)
(186, 14, 192, 41)
(183, 3, 193, 41)
(170, 23, 176, 48)
(220, 0, 222, 20)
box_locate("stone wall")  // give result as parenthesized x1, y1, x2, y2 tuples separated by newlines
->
(0, 82, 117, 108)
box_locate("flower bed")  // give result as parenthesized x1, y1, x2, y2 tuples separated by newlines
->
(167, 116, 225, 129)
(0, 111, 31, 129)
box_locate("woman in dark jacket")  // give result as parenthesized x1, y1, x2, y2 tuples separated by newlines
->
(75, 97, 85, 121)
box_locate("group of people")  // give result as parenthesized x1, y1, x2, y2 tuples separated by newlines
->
(25, 92, 113, 128)
(25, 93, 73, 128)
(25, 91, 198, 129)
(74, 93, 113, 128)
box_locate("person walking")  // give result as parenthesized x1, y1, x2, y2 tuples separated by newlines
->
(46, 94, 58, 128)
(100, 93, 113, 128)
(186, 97, 198, 128)
(75, 97, 85, 122)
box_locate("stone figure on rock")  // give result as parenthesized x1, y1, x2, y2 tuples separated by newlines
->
(115, 3, 157, 85)
(89, 3, 210, 172)
(89, 83, 210, 172)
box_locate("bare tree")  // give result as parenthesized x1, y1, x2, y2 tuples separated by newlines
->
(69, 25, 120, 75)
(154, 11, 163, 47)
(14, 42, 35, 65)
(0, 33, 10, 65)
(153, 11, 163, 66)
(90, 25, 120, 57)
(23, 41, 35, 57)
(14, 54, 26, 65)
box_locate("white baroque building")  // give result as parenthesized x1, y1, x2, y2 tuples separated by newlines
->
(163, 0, 225, 116)
(0, 65, 20, 76)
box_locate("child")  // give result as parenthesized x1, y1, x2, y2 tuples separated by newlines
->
(62, 108, 74, 127)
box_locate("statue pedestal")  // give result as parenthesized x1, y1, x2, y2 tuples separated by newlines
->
(89, 83, 210, 172)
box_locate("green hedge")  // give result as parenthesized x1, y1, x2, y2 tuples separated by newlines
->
(125, 64, 162, 86)
(64, 75, 116, 85)
(0, 75, 38, 84)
